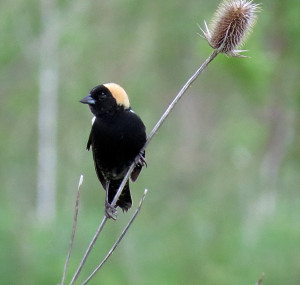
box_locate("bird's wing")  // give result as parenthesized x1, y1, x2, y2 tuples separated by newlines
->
(93, 152, 107, 190)
(86, 129, 106, 190)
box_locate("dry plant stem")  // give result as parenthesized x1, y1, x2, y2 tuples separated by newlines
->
(111, 49, 219, 209)
(254, 274, 264, 285)
(69, 49, 219, 284)
(69, 216, 108, 285)
(61, 175, 83, 285)
(146, 49, 219, 147)
(82, 189, 148, 285)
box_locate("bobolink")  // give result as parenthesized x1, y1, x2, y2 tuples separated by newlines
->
(80, 83, 146, 219)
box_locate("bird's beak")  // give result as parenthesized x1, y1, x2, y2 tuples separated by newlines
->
(80, 94, 95, 105)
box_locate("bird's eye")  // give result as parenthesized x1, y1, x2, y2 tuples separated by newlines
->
(99, 92, 107, 100)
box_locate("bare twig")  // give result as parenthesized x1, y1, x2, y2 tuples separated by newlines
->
(69, 215, 108, 285)
(110, 0, 261, 226)
(254, 274, 264, 285)
(82, 189, 148, 285)
(69, 1, 261, 280)
(146, 49, 219, 147)
(60, 175, 83, 285)
(69, 50, 220, 284)
(111, 49, 219, 214)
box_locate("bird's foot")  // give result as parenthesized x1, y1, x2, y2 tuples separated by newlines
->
(135, 151, 147, 167)
(105, 202, 118, 220)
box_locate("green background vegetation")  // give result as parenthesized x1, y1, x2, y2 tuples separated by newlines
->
(1, 0, 300, 284)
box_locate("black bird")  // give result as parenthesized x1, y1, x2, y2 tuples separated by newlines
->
(80, 83, 146, 219)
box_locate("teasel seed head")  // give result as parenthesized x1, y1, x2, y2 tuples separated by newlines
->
(200, 0, 261, 57)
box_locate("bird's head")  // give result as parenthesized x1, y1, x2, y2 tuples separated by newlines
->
(80, 83, 130, 116)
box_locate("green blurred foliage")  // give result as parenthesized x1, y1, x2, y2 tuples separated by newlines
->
(1, 0, 300, 284)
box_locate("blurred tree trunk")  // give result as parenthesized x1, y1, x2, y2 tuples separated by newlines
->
(37, 0, 59, 222)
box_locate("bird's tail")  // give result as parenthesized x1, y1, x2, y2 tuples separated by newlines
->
(108, 179, 132, 212)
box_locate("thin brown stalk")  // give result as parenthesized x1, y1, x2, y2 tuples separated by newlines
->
(64, 5, 262, 284)
(61, 175, 83, 285)
(254, 274, 264, 285)
(111, 49, 219, 211)
(111, 0, 261, 208)
(66, 1, 260, 282)
(82, 189, 148, 285)
(69, 215, 108, 285)
(69, 50, 220, 284)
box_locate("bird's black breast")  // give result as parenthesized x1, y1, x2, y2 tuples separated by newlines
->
(90, 110, 146, 179)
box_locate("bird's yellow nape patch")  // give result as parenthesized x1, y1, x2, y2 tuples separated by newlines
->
(104, 83, 130, 109)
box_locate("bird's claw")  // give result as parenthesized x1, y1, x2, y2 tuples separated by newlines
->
(105, 202, 118, 220)
(135, 151, 147, 167)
